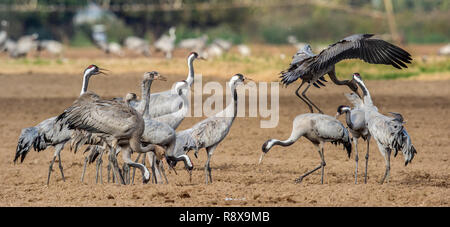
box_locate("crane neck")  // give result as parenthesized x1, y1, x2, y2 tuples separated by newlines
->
(136, 79, 153, 117)
(354, 77, 373, 106)
(328, 70, 351, 86)
(186, 55, 195, 86)
(272, 139, 295, 148)
(344, 110, 354, 130)
(80, 73, 91, 95)
(226, 81, 239, 119)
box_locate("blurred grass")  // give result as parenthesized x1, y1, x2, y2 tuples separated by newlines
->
(0, 45, 449, 82)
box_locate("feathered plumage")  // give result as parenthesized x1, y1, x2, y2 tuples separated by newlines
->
(279, 34, 412, 113)
(352, 73, 416, 183)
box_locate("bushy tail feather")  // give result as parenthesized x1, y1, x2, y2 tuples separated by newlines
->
(344, 141, 352, 158)
(391, 127, 416, 166)
(14, 127, 42, 163)
(330, 139, 352, 158)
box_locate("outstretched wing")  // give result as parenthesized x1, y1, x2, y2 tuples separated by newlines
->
(311, 34, 412, 71)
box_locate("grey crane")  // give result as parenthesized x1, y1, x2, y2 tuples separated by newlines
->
(9, 33, 39, 58)
(352, 73, 417, 184)
(127, 71, 187, 184)
(178, 34, 208, 53)
(37, 40, 64, 58)
(14, 65, 107, 185)
(280, 34, 412, 113)
(129, 80, 190, 183)
(130, 52, 203, 118)
(153, 80, 190, 129)
(336, 93, 371, 184)
(154, 27, 176, 59)
(166, 74, 250, 184)
(259, 113, 352, 184)
(124, 36, 150, 57)
(55, 82, 161, 185)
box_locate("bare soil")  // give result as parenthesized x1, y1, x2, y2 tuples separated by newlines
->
(0, 59, 449, 207)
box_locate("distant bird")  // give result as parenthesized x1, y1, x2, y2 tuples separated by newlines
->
(204, 43, 224, 59)
(213, 38, 232, 51)
(124, 36, 150, 56)
(336, 93, 371, 184)
(259, 113, 352, 184)
(438, 44, 450, 56)
(1, 38, 16, 53)
(37, 40, 64, 57)
(14, 65, 106, 185)
(107, 42, 124, 56)
(287, 35, 307, 50)
(90, 24, 123, 56)
(178, 34, 208, 52)
(237, 44, 251, 57)
(167, 74, 250, 184)
(154, 27, 176, 59)
(9, 33, 39, 58)
(280, 34, 412, 113)
(352, 73, 416, 184)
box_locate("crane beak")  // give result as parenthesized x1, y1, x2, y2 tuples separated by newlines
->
(243, 76, 254, 84)
(258, 153, 265, 165)
(335, 112, 341, 118)
(156, 74, 167, 81)
(98, 68, 110, 76)
(197, 56, 206, 61)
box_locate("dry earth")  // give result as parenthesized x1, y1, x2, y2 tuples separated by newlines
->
(0, 66, 449, 207)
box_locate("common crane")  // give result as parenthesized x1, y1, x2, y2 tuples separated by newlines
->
(336, 95, 371, 184)
(130, 52, 203, 118)
(352, 73, 417, 184)
(14, 65, 107, 185)
(167, 74, 250, 184)
(259, 113, 352, 184)
(55, 73, 167, 184)
(280, 34, 412, 113)
(154, 27, 176, 59)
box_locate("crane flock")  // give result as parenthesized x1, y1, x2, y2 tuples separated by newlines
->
(14, 34, 417, 186)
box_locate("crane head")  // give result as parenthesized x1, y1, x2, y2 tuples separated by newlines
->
(189, 51, 206, 60)
(143, 71, 167, 81)
(259, 139, 276, 164)
(84, 64, 108, 77)
(336, 105, 351, 118)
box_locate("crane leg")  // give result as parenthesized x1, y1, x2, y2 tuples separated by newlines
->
(301, 83, 324, 114)
(95, 149, 104, 184)
(81, 156, 89, 183)
(380, 148, 391, 184)
(364, 135, 370, 184)
(131, 153, 141, 184)
(159, 161, 169, 184)
(205, 145, 217, 184)
(47, 144, 64, 185)
(295, 81, 313, 113)
(47, 155, 56, 185)
(57, 152, 65, 182)
(295, 143, 326, 184)
(353, 137, 359, 184)
(122, 147, 150, 184)
(109, 146, 125, 185)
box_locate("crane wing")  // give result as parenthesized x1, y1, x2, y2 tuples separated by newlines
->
(311, 34, 412, 71)
(58, 96, 138, 136)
